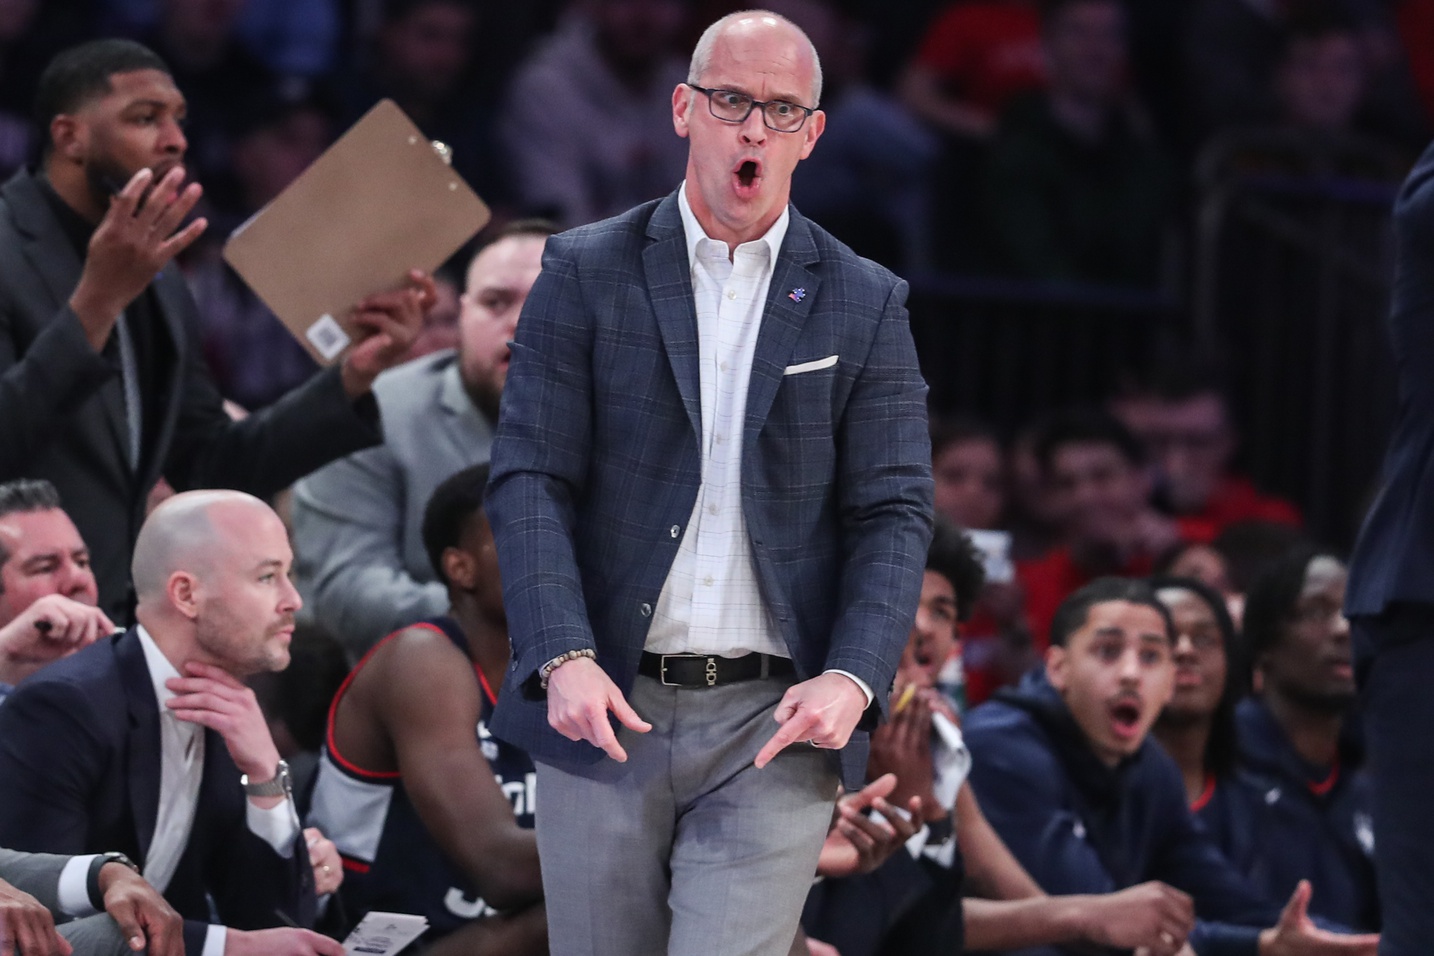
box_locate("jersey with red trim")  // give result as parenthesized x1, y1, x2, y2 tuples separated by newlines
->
(306, 616, 536, 940)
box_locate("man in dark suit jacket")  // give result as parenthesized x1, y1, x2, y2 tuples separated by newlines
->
(0, 490, 344, 956)
(0, 38, 430, 622)
(487, 10, 932, 955)
(1345, 139, 1434, 956)
(0, 845, 182, 955)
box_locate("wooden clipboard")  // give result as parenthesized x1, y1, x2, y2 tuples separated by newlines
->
(222, 99, 491, 365)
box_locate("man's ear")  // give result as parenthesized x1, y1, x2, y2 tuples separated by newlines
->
(49, 115, 83, 162)
(167, 571, 200, 621)
(442, 546, 475, 591)
(1046, 644, 1068, 692)
(672, 83, 693, 138)
(798, 109, 826, 160)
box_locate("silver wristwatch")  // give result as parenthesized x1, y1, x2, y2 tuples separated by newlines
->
(241, 759, 292, 798)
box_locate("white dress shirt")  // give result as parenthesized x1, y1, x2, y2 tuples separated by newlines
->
(646, 183, 790, 660)
(645, 185, 871, 703)
(135, 627, 300, 956)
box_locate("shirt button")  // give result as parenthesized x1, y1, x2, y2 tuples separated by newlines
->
(726, 289, 737, 300)
(640, 603, 652, 617)
(719, 361, 729, 372)
(708, 503, 719, 515)
(703, 575, 714, 586)
(714, 434, 724, 444)
(670, 525, 680, 538)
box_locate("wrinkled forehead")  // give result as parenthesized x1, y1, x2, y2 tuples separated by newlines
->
(701, 21, 816, 101)
(1082, 600, 1173, 645)
(0, 509, 81, 557)
(465, 233, 546, 293)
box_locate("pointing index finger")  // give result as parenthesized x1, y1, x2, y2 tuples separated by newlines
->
(754, 711, 817, 768)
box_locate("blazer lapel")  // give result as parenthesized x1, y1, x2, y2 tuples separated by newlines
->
(643, 194, 702, 441)
(744, 211, 820, 441)
(115, 630, 161, 863)
(5, 174, 132, 469)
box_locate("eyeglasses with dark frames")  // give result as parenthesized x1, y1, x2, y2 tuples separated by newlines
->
(685, 84, 816, 133)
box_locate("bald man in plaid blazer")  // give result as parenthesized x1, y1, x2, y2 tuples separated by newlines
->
(485, 12, 933, 955)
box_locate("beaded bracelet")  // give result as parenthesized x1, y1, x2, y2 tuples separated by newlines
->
(539, 648, 598, 689)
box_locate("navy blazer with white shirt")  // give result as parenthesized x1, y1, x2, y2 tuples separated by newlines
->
(486, 192, 934, 789)
(0, 628, 315, 955)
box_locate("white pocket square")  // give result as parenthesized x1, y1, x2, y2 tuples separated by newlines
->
(783, 354, 839, 375)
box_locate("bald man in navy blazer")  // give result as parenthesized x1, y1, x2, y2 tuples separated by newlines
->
(486, 11, 932, 956)
(1346, 139, 1434, 956)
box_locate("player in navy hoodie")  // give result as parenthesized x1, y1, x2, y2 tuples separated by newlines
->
(963, 577, 1378, 956)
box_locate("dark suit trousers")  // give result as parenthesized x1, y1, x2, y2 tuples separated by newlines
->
(1353, 608, 1434, 956)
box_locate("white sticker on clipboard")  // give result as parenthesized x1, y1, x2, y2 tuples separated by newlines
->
(306, 313, 351, 360)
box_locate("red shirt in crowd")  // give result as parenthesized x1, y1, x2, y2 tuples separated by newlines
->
(1173, 475, 1302, 544)
(914, 0, 1048, 119)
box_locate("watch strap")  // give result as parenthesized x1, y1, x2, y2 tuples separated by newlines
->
(241, 759, 292, 798)
(86, 851, 139, 910)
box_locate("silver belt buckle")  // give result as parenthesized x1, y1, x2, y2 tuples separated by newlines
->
(659, 653, 720, 687)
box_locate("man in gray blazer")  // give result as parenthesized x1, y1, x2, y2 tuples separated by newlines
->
(487, 11, 932, 955)
(292, 221, 554, 654)
(0, 846, 181, 955)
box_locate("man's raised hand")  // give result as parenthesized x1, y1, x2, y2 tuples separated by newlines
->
(69, 166, 206, 350)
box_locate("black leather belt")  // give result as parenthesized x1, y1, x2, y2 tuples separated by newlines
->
(638, 652, 795, 688)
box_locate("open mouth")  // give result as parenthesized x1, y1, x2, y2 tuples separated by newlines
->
(1108, 698, 1143, 739)
(734, 159, 761, 191)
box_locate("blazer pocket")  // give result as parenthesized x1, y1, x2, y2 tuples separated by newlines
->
(783, 354, 839, 376)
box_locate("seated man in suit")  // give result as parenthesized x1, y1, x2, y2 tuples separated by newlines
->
(964, 577, 1379, 956)
(292, 221, 555, 656)
(0, 478, 114, 702)
(0, 490, 344, 956)
(0, 845, 182, 956)
(307, 465, 546, 954)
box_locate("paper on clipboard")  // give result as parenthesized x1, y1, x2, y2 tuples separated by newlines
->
(222, 99, 491, 365)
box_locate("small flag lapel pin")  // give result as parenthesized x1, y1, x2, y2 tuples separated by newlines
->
(789, 288, 806, 302)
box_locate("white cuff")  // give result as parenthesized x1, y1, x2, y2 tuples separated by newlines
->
(207, 924, 228, 956)
(57, 855, 99, 917)
(824, 669, 874, 708)
(246, 797, 300, 856)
